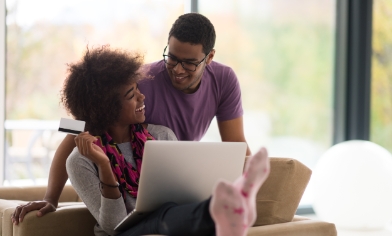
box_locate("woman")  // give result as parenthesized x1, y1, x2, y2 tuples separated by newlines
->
(13, 46, 270, 236)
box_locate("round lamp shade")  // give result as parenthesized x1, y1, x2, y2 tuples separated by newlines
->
(313, 140, 392, 230)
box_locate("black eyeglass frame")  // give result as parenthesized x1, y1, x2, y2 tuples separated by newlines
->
(162, 45, 210, 72)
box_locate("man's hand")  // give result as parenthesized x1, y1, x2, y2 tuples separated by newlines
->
(11, 201, 56, 225)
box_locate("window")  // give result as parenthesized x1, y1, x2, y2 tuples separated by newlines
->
(199, 0, 336, 206)
(5, 0, 185, 184)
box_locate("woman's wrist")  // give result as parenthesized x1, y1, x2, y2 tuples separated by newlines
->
(95, 158, 111, 168)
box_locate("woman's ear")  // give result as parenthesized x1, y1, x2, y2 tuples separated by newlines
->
(206, 49, 215, 65)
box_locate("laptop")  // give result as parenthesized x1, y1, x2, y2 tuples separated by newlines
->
(114, 140, 247, 232)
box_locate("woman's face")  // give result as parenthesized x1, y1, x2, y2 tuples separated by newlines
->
(117, 82, 146, 125)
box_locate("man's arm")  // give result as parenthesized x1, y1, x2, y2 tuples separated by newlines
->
(11, 134, 76, 225)
(217, 116, 251, 156)
(44, 134, 76, 206)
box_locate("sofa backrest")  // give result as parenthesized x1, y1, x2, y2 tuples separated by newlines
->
(246, 157, 312, 226)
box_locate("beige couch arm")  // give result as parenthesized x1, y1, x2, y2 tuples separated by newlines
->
(3, 204, 96, 236)
(0, 185, 91, 236)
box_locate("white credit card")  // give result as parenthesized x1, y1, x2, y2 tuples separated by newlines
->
(58, 118, 85, 135)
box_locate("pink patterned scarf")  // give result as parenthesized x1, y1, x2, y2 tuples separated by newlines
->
(93, 124, 155, 199)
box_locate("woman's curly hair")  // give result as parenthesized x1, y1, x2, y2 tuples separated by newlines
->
(60, 45, 144, 135)
(169, 13, 216, 55)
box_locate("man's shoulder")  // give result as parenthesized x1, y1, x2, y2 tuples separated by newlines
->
(208, 61, 233, 70)
(205, 61, 236, 78)
(203, 61, 238, 87)
(139, 60, 167, 88)
(143, 60, 166, 75)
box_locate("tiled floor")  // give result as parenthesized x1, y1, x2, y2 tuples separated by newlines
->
(302, 214, 392, 236)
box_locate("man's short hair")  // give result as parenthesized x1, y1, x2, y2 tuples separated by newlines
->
(169, 13, 216, 55)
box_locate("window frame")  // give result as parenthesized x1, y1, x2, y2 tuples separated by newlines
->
(334, 0, 373, 144)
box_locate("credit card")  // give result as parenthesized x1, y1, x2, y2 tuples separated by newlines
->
(58, 118, 85, 135)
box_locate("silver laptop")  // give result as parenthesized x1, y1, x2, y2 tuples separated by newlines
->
(114, 140, 247, 232)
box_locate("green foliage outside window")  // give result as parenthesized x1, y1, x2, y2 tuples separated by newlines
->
(371, 0, 392, 153)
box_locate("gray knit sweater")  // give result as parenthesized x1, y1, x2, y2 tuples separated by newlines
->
(66, 124, 177, 236)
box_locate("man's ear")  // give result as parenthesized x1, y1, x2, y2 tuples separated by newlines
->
(206, 49, 215, 65)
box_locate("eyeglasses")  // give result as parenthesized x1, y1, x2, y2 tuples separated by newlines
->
(162, 46, 210, 72)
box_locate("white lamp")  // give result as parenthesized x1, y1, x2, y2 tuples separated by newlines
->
(312, 140, 392, 230)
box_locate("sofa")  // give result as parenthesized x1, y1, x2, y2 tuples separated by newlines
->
(0, 158, 337, 236)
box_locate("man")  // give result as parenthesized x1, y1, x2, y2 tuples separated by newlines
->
(140, 13, 249, 152)
(11, 13, 251, 223)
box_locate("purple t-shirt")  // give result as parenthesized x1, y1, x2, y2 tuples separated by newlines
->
(139, 60, 243, 141)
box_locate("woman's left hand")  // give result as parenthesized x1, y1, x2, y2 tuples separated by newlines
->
(74, 132, 108, 166)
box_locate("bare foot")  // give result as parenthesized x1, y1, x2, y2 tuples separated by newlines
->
(210, 147, 270, 236)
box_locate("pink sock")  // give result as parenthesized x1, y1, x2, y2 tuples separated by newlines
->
(210, 181, 247, 236)
(234, 147, 270, 225)
(210, 147, 270, 236)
